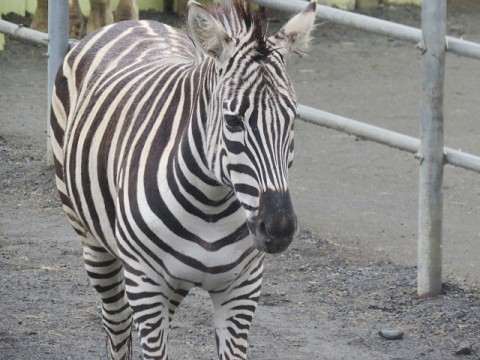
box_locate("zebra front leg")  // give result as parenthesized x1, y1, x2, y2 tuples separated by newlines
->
(123, 266, 190, 359)
(210, 260, 264, 360)
(82, 237, 133, 359)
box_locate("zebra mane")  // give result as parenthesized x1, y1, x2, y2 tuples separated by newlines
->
(209, 0, 268, 58)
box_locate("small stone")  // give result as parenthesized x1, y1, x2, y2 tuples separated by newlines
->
(347, 336, 364, 345)
(455, 347, 472, 356)
(378, 329, 404, 340)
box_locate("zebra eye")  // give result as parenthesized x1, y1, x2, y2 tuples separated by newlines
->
(225, 114, 244, 131)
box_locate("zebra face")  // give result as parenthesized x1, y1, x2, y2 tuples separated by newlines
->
(220, 64, 298, 254)
(188, 0, 317, 253)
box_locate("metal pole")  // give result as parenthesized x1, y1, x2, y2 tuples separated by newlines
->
(418, 0, 446, 298)
(46, 0, 69, 164)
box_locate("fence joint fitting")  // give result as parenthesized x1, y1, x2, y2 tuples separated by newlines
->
(415, 151, 424, 165)
(416, 39, 426, 54)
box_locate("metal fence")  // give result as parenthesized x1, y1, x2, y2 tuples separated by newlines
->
(254, 0, 480, 298)
(1, 0, 479, 297)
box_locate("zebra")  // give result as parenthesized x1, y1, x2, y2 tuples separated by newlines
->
(49, 0, 316, 358)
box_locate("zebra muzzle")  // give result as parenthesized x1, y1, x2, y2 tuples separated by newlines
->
(248, 190, 297, 254)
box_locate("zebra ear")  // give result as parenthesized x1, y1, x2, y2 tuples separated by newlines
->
(269, 0, 317, 56)
(187, 0, 233, 62)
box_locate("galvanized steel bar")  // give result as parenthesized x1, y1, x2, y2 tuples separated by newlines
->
(299, 105, 420, 153)
(417, 0, 446, 298)
(0, 19, 78, 49)
(253, 0, 480, 61)
(0, 19, 49, 45)
(255, 0, 421, 43)
(444, 149, 480, 173)
(446, 37, 480, 61)
(46, 0, 69, 164)
(299, 105, 480, 174)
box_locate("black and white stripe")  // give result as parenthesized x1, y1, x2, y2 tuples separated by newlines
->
(50, 0, 316, 359)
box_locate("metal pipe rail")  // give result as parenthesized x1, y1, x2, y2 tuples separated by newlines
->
(254, 0, 480, 61)
(2, 3, 479, 59)
(0, 19, 48, 46)
(298, 105, 480, 174)
(0, 19, 78, 49)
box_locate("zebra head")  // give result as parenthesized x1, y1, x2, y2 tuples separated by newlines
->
(188, 0, 316, 254)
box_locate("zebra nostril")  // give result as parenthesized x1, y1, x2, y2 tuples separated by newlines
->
(257, 220, 268, 237)
(264, 212, 297, 240)
(253, 213, 296, 254)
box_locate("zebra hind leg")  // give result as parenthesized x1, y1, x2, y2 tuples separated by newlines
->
(209, 260, 264, 360)
(82, 237, 133, 360)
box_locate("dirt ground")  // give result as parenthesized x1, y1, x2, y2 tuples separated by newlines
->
(1, 2, 479, 359)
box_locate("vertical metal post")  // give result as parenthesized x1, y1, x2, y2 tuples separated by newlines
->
(46, 0, 69, 164)
(418, 0, 446, 297)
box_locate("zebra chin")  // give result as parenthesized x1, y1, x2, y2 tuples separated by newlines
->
(246, 190, 298, 254)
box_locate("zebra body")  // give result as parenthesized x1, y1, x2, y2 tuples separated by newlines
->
(50, 0, 316, 358)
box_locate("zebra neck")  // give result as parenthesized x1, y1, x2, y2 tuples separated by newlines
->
(172, 60, 238, 214)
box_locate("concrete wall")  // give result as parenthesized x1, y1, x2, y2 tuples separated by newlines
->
(386, 0, 421, 5)
(0, 0, 37, 16)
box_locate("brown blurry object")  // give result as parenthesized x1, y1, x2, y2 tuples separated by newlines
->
(30, 0, 139, 39)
